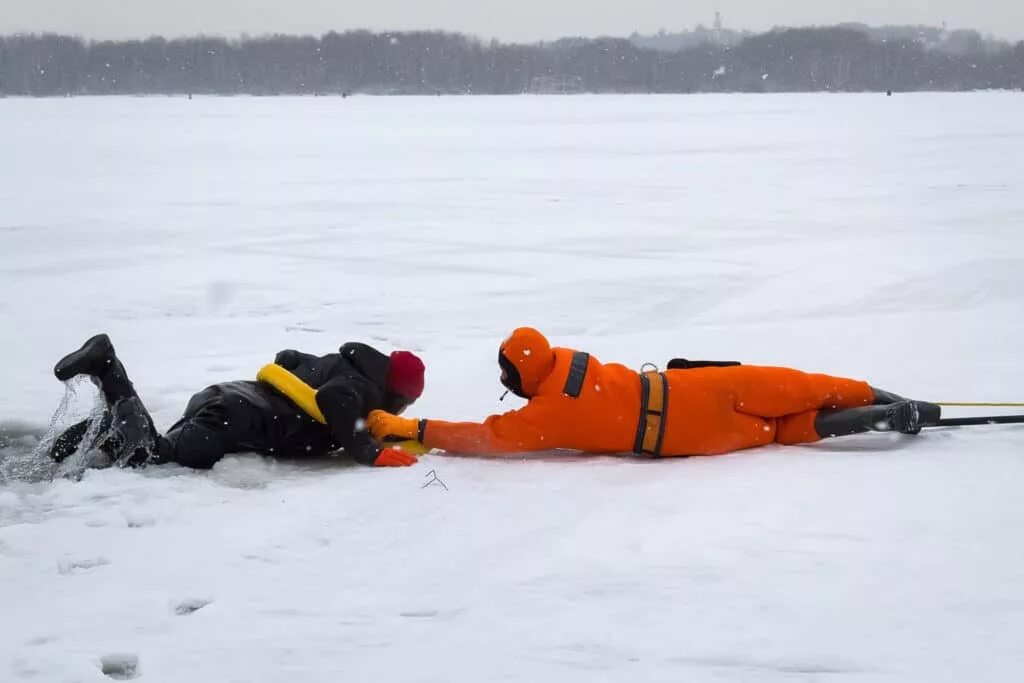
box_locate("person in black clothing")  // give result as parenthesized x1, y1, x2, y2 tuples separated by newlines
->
(48, 333, 426, 469)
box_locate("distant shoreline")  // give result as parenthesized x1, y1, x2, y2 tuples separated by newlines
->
(3, 25, 1022, 97)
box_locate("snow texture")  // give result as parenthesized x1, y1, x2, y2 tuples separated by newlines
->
(2, 93, 1023, 682)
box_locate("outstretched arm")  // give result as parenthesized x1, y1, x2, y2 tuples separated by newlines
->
(369, 400, 558, 455)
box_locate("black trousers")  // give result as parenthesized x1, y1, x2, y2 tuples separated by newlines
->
(51, 383, 266, 470)
(158, 385, 246, 468)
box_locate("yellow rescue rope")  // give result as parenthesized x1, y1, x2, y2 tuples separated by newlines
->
(938, 401, 1024, 408)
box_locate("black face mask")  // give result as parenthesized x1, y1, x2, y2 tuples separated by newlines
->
(498, 351, 528, 399)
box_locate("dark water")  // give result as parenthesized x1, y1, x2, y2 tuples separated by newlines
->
(0, 378, 111, 484)
(0, 421, 54, 483)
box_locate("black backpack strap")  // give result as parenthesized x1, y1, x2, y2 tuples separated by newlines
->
(667, 358, 741, 370)
(562, 351, 590, 398)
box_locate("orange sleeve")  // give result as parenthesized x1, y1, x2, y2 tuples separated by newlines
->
(421, 400, 560, 454)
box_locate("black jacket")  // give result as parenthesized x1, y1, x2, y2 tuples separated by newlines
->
(213, 342, 396, 464)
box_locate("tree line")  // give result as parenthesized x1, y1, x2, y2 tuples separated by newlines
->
(1, 26, 1022, 96)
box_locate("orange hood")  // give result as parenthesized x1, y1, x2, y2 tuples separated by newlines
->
(498, 327, 556, 398)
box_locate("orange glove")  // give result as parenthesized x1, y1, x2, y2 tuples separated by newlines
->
(368, 410, 425, 442)
(373, 447, 418, 467)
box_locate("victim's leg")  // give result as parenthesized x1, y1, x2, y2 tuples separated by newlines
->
(152, 387, 242, 469)
(50, 334, 161, 466)
(49, 415, 112, 463)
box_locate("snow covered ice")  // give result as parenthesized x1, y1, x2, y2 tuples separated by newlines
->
(2, 92, 1024, 681)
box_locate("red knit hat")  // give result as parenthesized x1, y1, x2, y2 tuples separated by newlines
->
(387, 351, 425, 399)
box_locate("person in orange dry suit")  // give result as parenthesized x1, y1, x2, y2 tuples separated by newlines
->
(367, 327, 941, 458)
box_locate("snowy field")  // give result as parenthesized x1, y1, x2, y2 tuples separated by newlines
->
(1, 92, 1023, 681)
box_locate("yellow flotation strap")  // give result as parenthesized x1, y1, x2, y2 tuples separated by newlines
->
(258, 363, 327, 423)
(257, 363, 428, 455)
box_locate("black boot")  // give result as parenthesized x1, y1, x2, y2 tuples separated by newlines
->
(54, 333, 137, 405)
(49, 414, 114, 463)
(892, 400, 942, 434)
(49, 422, 86, 463)
(55, 333, 116, 380)
(815, 400, 942, 438)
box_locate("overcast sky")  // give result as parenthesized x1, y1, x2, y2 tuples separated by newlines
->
(1, 0, 1021, 43)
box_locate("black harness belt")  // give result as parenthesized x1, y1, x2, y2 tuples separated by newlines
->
(634, 371, 669, 457)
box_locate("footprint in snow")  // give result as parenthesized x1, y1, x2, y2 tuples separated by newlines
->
(100, 653, 139, 680)
(174, 598, 212, 615)
(58, 557, 109, 574)
(400, 609, 440, 618)
(125, 515, 156, 528)
(25, 635, 54, 647)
